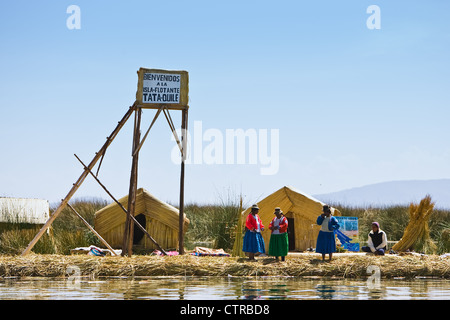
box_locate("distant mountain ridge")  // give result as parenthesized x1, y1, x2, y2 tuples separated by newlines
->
(313, 179, 450, 209)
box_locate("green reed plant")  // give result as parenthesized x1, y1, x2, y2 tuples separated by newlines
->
(0, 198, 107, 254)
(184, 191, 242, 251)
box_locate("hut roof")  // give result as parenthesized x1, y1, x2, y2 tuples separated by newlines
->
(242, 186, 341, 224)
(94, 188, 189, 235)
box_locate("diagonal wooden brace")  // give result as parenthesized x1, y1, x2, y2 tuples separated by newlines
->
(21, 103, 137, 255)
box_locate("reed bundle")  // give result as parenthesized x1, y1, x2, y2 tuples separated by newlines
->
(392, 195, 437, 254)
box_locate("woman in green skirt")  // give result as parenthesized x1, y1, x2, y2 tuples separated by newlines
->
(268, 207, 289, 261)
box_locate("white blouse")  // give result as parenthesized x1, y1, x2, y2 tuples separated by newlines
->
(272, 217, 282, 234)
(320, 216, 332, 232)
(255, 216, 261, 232)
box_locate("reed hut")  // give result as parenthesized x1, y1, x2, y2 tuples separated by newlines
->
(94, 188, 189, 250)
(233, 186, 340, 255)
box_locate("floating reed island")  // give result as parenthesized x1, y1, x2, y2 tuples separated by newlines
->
(1, 253, 449, 279)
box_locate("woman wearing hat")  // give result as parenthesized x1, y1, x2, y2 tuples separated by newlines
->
(242, 204, 265, 260)
(268, 207, 289, 261)
(362, 222, 388, 255)
(316, 205, 340, 261)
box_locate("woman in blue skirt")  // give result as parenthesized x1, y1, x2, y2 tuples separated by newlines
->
(242, 204, 265, 260)
(316, 205, 340, 261)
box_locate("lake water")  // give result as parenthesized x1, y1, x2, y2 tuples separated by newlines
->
(0, 276, 449, 300)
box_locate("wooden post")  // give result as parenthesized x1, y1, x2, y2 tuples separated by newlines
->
(122, 107, 142, 257)
(66, 202, 119, 256)
(74, 154, 167, 255)
(21, 104, 136, 256)
(133, 107, 163, 157)
(178, 108, 188, 255)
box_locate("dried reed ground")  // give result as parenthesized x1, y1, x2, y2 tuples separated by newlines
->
(0, 253, 449, 279)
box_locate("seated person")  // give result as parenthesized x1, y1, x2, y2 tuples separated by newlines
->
(362, 222, 387, 255)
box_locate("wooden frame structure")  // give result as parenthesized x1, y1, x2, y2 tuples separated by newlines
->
(22, 68, 189, 257)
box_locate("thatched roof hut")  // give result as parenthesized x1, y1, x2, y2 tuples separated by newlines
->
(94, 188, 189, 251)
(233, 186, 340, 255)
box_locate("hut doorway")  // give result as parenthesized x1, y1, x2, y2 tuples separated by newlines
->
(287, 217, 295, 251)
(133, 213, 146, 245)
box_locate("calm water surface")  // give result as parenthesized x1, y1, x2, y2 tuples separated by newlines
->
(0, 276, 449, 300)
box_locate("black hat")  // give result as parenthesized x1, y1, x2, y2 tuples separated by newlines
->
(322, 205, 331, 213)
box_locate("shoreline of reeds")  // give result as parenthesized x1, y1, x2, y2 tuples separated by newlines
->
(1, 253, 449, 279)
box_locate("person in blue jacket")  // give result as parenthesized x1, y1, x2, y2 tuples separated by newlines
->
(316, 205, 340, 261)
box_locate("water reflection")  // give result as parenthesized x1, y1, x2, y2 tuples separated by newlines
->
(0, 276, 448, 300)
(315, 284, 333, 299)
(241, 279, 291, 300)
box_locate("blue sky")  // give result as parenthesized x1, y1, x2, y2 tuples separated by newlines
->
(0, 1, 449, 206)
